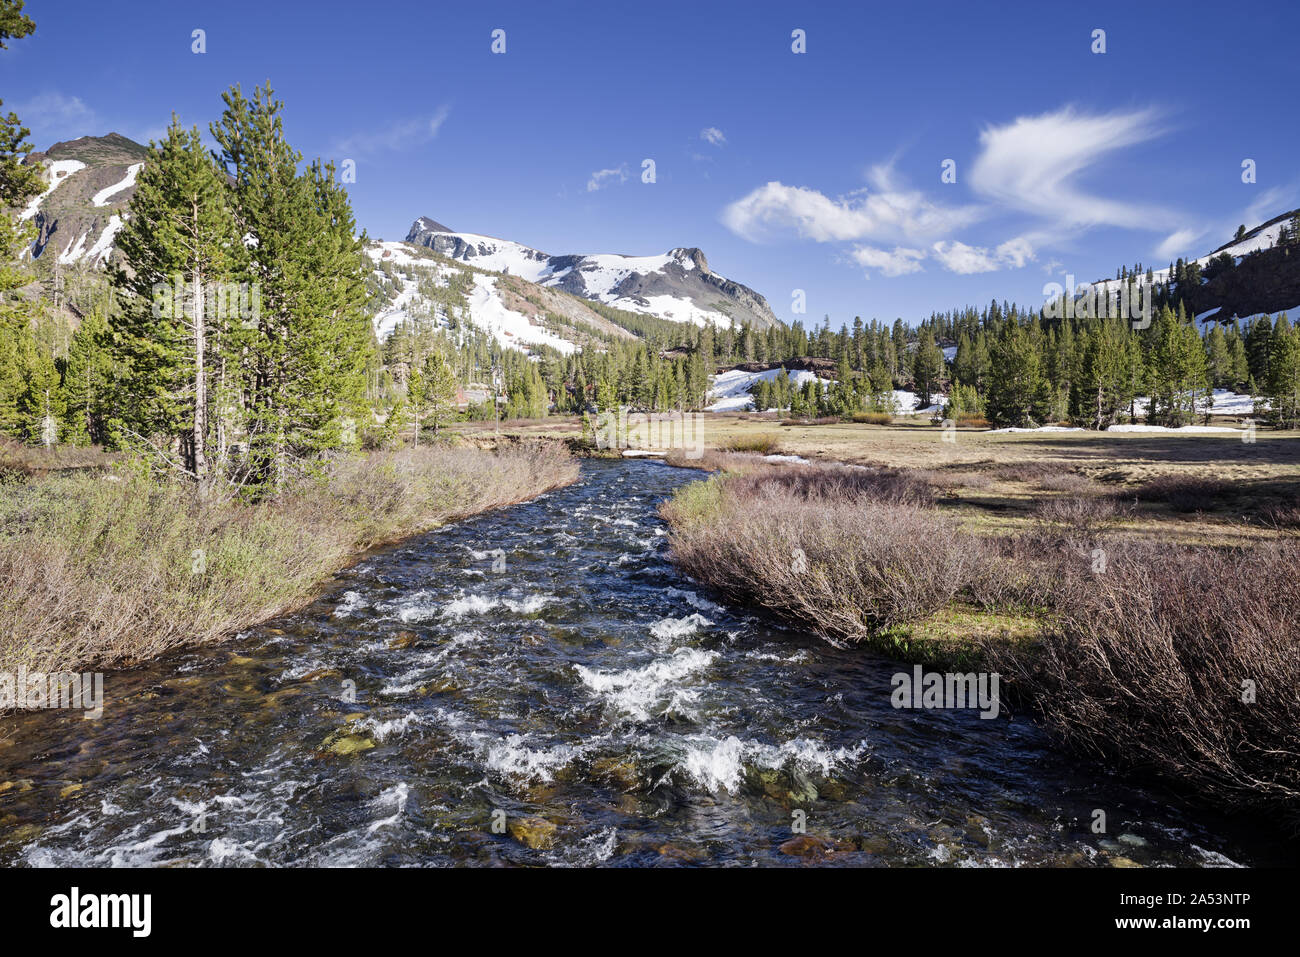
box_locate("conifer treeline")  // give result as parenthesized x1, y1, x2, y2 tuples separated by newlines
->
(2, 0, 1297, 457)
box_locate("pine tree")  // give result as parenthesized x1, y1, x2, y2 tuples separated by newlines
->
(110, 117, 239, 493)
(985, 320, 1051, 427)
(60, 306, 115, 444)
(211, 83, 373, 492)
(1267, 315, 1300, 428)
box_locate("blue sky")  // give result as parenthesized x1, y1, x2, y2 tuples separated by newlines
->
(5, 0, 1298, 328)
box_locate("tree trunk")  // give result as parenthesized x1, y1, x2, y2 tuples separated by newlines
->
(192, 263, 208, 498)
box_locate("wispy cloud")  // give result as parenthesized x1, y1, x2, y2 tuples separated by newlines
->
(700, 126, 726, 147)
(331, 105, 450, 156)
(10, 91, 97, 143)
(587, 164, 629, 192)
(969, 106, 1171, 232)
(723, 104, 1202, 278)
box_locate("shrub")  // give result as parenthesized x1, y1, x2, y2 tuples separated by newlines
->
(662, 465, 975, 644)
(779, 415, 840, 427)
(719, 433, 783, 455)
(1133, 474, 1229, 512)
(990, 461, 1065, 483)
(1030, 495, 1128, 550)
(849, 411, 893, 425)
(1036, 472, 1096, 494)
(1019, 541, 1300, 823)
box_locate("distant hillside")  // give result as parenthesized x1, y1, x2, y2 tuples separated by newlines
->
(1093, 208, 1300, 323)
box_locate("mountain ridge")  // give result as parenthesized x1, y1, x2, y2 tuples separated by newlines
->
(404, 217, 781, 332)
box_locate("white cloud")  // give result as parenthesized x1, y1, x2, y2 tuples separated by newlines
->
(930, 237, 1034, 274)
(850, 245, 926, 277)
(332, 105, 450, 155)
(722, 167, 980, 244)
(586, 164, 628, 192)
(721, 104, 1218, 280)
(700, 127, 726, 147)
(968, 106, 1172, 231)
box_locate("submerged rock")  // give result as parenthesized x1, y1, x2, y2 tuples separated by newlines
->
(387, 631, 419, 650)
(779, 834, 854, 858)
(507, 815, 557, 850)
(321, 730, 376, 757)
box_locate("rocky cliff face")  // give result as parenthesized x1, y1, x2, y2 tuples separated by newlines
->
(405, 218, 781, 330)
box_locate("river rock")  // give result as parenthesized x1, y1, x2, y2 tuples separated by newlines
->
(779, 834, 854, 859)
(657, 842, 708, 862)
(387, 631, 419, 650)
(507, 815, 557, 850)
(591, 757, 639, 791)
(322, 732, 376, 756)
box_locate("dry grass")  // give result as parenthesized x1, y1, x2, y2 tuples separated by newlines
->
(0, 441, 578, 676)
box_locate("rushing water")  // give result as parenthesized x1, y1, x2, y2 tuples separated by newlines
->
(0, 459, 1285, 867)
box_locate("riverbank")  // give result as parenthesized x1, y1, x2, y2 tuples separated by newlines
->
(0, 439, 578, 679)
(3, 457, 1278, 868)
(659, 453, 1300, 828)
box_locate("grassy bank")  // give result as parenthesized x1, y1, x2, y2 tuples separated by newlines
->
(660, 455, 1300, 825)
(0, 440, 578, 676)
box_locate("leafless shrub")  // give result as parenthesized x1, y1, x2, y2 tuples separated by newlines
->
(1037, 472, 1096, 494)
(1259, 503, 1300, 532)
(779, 415, 841, 427)
(1133, 474, 1230, 512)
(918, 469, 993, 492)
(990, 462, 1065, 483)
(1015, 540, 1300, 824)
(662, 471, 977, 643)
(724, 462, 935, 507)
(1031, 495, 1129, 551)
